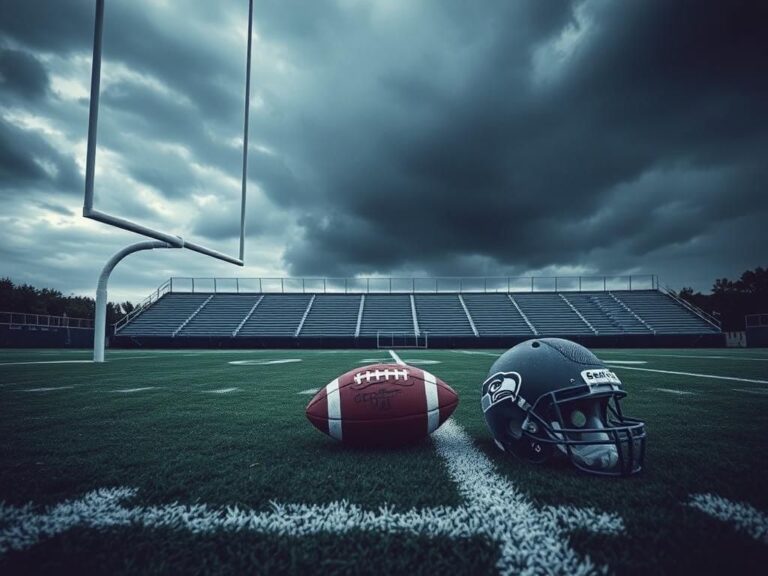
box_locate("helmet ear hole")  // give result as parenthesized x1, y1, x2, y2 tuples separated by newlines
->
(509, 439, 553, 464)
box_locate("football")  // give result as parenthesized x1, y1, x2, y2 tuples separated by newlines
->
(306, 363, 459, 446)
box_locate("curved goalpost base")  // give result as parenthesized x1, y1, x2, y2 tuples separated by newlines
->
(94, 241, 179, 362)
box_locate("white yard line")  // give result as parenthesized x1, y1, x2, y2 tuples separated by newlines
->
(112, 387, 158, 394)
(454, 350, 500, 357)
(732, 388, 768, 396)
(228, 359, 303, 366)
(602, 360, 648, 365)
(203, 388, 239, 394)
(388, 350, 406, 366)
(611, 365, 768, 385)
(688, 494, 768, 544)
(17, 386, 74, 393)
(653, 388, 696, 396)
(297, 388, 320, 395)
(0, 356, 157, 366)
(0, 360, 94, 366)
(0, 419, 624, 574)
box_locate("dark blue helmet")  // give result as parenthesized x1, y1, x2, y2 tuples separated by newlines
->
(482, 338, 646, 476)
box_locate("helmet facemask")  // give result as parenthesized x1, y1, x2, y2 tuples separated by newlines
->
(521, 388, 646, 476)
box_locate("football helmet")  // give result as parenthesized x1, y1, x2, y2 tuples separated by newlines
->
(481, 338, 646, 476)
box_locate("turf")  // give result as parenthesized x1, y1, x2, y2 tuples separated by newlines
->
(1, 347, 767, 574)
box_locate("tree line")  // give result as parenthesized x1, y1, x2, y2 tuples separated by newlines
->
(678, 267, 768, 331)
(0, 278, 135, 325)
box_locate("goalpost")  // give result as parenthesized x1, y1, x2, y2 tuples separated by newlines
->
(376, 331, 429, 349)
(83, 0, 254, 361)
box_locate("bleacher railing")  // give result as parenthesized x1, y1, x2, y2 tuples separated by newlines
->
(0, 311, 94, 330)
(164, 274, 659, 295)
(660, 286, 722, 330)
(114, 278, 172, 332)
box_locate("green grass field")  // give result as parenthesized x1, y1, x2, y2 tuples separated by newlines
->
(1, 347, 767, 575)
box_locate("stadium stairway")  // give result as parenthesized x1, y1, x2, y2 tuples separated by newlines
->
(236, 294, 313, 337)
(612, 291, 720, 334)
(299, 295, 360, 337)
(513, 293, 595, 336)
(359, 295, 414, 337)
(117, 294, 211, 337)
(176, 294, 263, 337)
(414, 295, 476, 337)
(461, 294, 535, 336)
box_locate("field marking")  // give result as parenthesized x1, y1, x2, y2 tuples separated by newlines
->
(602, 360, 648, 365)
(297, 388, 319, 395)
(203, 388, 239, 394)
(732, 388, 768, 396)
(454, 350, 499, 357)
(610, 365, 768, 385)
(228, 359, 303, 366)
(358, 358, 394, 363)
(0, 356, 157, 366)
(611, 353, 768, 362)
(112, 387, 158, 394)
(0, 419, 624, 574)
(0, 360, 93, 366)
(653, 388, 696, 396)
(688, 494, 768, 544)
(400, 359, 442, 365)
(17, 386, 74, 393)
(388, 350, 406, 366)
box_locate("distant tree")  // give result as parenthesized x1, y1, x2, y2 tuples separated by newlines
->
(0, 278, 134, 325)
(677, 266, 768, 330)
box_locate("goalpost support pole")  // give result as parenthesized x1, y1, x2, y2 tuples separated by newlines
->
(94, 241, 178, 363)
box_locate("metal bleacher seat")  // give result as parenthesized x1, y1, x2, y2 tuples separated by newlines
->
(462, 294, 534, 336)
(236, 294, 312, 337)
(359, 295, 413, 336)
(612, 291, 719, 334)
(177, 294, 262, 336)
(299, 295, 359, 337)
(414, 295, 474, 336)
(513, 293, 594, 336)
(117, 294, 211, 337)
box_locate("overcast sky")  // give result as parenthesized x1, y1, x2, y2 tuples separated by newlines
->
(1, 0, 765, 303)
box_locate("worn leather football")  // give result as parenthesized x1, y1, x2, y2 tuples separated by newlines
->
(306, 363, 459, 446)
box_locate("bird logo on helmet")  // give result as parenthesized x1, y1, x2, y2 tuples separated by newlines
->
(481, 338, 646, 476)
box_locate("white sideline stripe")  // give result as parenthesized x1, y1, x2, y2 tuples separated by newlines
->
(326, 379, 342, 441)
(602, 360, 648, 365)
(113, 387, 157, 394)
(0, 356, 157, 366)
(0, 420, 625, 574)
(228, 359, 303, 366)
(297, 388, 320, 395)
(688, 494, 768, 544)
(653, 388, 696, 396)
(454, 350, 499, 357)
(402, 359, 442, 365)
(204, 388, 239, 394)
(0, 360, 92, 366)
(18, 386, 74, 393)
(733, 388, 768, 396)
(422, 370, 440, 433)
(610, 365, 768, 385)
(388, 350, 406, 366)
(615, 353, 768, 362)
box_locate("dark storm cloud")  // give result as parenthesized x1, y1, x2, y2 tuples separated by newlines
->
(274, 0, 767, 282)
(0, 117, 81, 194)
(1, 0, 766, 300)
(0, 47, 49, 100)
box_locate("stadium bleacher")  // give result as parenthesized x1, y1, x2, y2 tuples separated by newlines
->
(114, 277, 720, 345)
